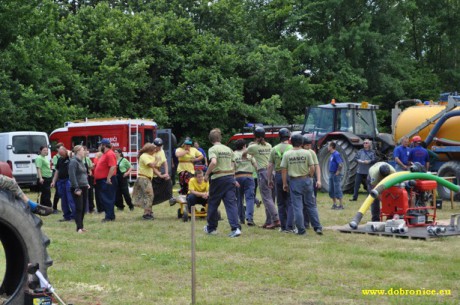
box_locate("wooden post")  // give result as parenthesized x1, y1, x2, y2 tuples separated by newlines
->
(191, 207, 196, 305)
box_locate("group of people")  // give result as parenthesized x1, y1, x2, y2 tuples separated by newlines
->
(175, 127, 324, 238)
(33, 138, 172, 232)
(10, 125, 428, 238)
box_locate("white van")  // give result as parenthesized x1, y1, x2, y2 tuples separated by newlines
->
(0, 131, 50, 187)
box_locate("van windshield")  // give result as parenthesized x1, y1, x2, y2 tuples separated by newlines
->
(13, 135, 48, 154)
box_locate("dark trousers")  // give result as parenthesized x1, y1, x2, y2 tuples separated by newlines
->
(57, 179, 76, 220)
(353, 173, 369, 200)
(72, 186, 88, 231)
(96, 177, 117, 220)
(94, 181, 104, 213)
(87, 175, 95, 212)
(186, 193, 207, 212)
(39, 177, 52, 207)
(52, 187, 60, 210)
(116, 174, 133, 209)
(275, 173, 293, 231)
(207, 175, 240, 232)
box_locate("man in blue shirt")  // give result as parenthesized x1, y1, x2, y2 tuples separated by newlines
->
(394, 136, 410, 171)
(328, 141, 344, 210)
(408, 136, 430, 171)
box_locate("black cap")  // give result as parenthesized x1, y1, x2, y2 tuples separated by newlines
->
(291, 134, 304, 147)
(254, 127, 265, 138)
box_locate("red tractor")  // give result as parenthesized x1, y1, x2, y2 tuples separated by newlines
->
(300, 101, 394, 193)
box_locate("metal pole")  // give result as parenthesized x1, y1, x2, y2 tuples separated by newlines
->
(191, 207, 196, 305)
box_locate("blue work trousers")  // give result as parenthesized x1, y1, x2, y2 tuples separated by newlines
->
(289, 177, 317, 234)
(275, 172, 293, 230)
(57, 179, 76, 220)
(96, 177, 117, 220)
(236, 176, 255, 222)
(207, 175, 240, 232)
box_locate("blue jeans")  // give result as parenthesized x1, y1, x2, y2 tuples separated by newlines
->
(57, 179, 76, 220)
(328, 174, 343, 199)
(289, 177, 315, 234)
(96, 177, 117, 220)
(275, 173, 293, 230)
(236, 176, 255, 222)
(207, 175, 240, 232)
(301, 180, 322, 231)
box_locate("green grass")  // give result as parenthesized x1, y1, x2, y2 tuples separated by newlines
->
(2, 189, 460, 305)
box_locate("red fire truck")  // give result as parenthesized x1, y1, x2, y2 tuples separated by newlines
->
(49, 118, 175, 180)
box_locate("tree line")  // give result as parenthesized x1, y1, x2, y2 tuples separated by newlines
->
(1, 0, 459, 145)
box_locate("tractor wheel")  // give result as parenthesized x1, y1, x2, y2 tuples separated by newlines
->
(437, 161, 460, 201)
(318, 139, 358, 194)
(0, 191, 52, 305)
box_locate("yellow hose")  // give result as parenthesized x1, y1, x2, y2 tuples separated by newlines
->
(357, 171, 410, 214)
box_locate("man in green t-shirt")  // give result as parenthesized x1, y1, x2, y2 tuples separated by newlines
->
(36, 146, 53, 207)
(281, 134, 322, 235)
(204, 128, 241, 237)
(246, 127, 280, 229)
(233, 139, 257, 226)
(267, 128, 293, 232)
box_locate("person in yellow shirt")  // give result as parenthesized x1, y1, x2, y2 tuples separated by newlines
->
(175, 138, 203, 195)
(151, 138, 173, 205)
(132, 143, 160, 220)
(186, 170, 209, 213)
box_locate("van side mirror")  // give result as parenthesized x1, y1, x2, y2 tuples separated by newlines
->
(6, 145, 12, 150)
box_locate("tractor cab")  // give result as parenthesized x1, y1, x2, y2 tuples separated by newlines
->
(302, 102, 380, 147)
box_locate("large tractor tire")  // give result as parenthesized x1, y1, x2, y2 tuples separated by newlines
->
(0, 191, 53, 305)
(318, 139, 358, 194)
(436, 161, 460, 201)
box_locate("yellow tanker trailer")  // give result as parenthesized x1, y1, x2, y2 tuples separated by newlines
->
(392, 95, 460, 199)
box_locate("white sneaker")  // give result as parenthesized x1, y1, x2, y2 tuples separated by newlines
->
(203, 225, 217, 235)
(228, 228, 241, 238)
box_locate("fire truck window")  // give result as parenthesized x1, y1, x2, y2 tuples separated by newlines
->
(145, 130, 154, 144)
(71, 136, 86, 150)
(87, 136, 102, 152)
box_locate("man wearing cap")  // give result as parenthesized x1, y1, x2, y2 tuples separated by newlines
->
(176, 138, 203, 195)
(301, 136, 321, 230)
(281, 134, 321, 235)
(94, 138, 118, 222)
(368, 162, 396, 221)
(267, 128, 293, 232)
(408, 136, 430, 171)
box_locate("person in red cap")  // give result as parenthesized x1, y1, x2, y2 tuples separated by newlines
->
(408, 135, 430, 171)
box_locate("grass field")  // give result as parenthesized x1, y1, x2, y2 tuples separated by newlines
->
(2, 189, 460, 305)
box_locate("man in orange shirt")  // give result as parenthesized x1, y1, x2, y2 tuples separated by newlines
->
(94, 138, 118, 222)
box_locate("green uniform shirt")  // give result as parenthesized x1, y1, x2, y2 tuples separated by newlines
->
(280, 148, 314, 177)
(209, 144, 234, 180)
(35, 155, 52, 178)
(117, 157, 132, 174)
(247, 142, 272, 170)
(269, 143, 293, 171)
(368, 162, 396, 186)
(233, 150, 255, 173)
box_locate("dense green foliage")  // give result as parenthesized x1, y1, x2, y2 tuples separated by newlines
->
(1, 0, 459, 140)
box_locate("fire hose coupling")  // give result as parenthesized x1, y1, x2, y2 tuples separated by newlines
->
(349, 212, 363, 230)
(427, 226, 447, 236)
